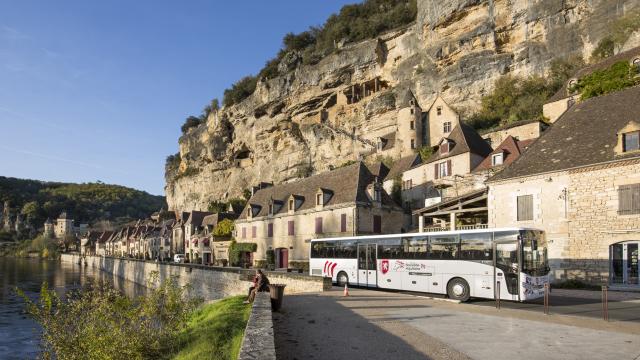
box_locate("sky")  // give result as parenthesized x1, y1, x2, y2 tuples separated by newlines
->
(0, 0, 355, 195)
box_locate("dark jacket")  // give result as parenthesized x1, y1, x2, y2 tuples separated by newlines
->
(256, 273, 270, 291)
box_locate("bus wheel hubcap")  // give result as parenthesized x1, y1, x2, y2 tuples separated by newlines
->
(453, 284, 465, 296)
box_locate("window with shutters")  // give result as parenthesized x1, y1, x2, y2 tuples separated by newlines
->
(437, 161, 449, 178)
(618, 183, 640, 215)
(623, 131, 640, 152)
(251, 226, 256, 238)
(315, 217, 323, 234)
(288, 220, 295, 236)
(517, 195, 534, 221)
(373, 215, 382, 233)
(340, 214, 347, 232)
(267, 223, 273, 237)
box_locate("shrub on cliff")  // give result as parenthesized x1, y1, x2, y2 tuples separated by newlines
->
(223, 76, 258, 107)
(181, 116, 203, 134)
(571, 61, 640, 100)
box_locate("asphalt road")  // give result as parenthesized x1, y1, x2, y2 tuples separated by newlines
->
(273, 287, 640, 360)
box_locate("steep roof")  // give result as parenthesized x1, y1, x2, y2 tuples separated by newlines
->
(386, 154, 422, 180)
(474, 136, 535, 172)
(490, 86, 640, 182)
(185, 211, 213, 227)
(548, 47, 640, 102)
(423, 123, 493, 164)
(367, 161, 390, 180)
(202, 212, 238, 227)
(238, 162, 399, 220)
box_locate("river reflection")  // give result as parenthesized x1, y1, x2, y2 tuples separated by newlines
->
(0, 257, 146, 359)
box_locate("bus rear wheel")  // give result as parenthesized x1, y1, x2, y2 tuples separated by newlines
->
(447, 278, 470, 302)
(336, 272, 349, 287)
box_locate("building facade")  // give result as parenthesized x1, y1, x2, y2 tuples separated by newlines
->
(234, 162, 404, 269)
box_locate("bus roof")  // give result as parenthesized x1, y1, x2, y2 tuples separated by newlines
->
(310, 227, 542, 242)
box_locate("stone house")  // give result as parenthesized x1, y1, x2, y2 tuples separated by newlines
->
(488, 86, 640, 287)
(171, 211, 190, 258)
(480, 120, 547, 149)
(53, 212, 88, 239)
(543, 47, 640, 123)
(234, 162, 404, 269)
(183, 211, 214, 263)
(187, 212, 238, 265)
(94, 231, 113, 256)
(401, 123, 493, 214)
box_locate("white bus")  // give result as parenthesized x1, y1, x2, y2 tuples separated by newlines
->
(309, 228, 549, 302)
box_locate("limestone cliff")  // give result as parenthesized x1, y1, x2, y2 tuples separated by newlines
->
(165, 0, 639, 211)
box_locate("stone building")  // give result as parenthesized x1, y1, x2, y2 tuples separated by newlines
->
(43, 218, 54, 237)
(183, 211, 214, 263)
(480, 120, 547, 149)
(543, 47, 640, 123)
(488, 86, 640, 287)
(401, 123, 492, 213)
(234, 162, 404, 269)
(52, 212, 88, 239)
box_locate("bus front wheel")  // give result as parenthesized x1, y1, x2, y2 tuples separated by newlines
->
(336, 272, 349, 287)
(447, 278, 470, 302)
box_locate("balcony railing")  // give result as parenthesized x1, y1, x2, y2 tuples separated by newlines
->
(458, 224, 488, 230)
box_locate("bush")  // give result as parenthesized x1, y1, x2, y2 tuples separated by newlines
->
(181, 116, 203, 134)
(223, 76, 258, 107)
(18, 274, 202, 359)
(228, 241, 257, 267)
(418, 145, 434, 162)
(266, 249, 275, 266)
(571, 61, 640, 100)
(213, 219, 234, 237)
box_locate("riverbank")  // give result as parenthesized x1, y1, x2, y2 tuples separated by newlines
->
(174, 296, 251, 360)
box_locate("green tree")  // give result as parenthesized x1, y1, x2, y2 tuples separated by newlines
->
(213, 218, 234, 237)
(572, 61, 640, 100)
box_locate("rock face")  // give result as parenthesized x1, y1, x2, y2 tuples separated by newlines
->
(165, 0, 639, 211)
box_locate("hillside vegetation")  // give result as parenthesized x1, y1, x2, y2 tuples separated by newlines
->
(0, 176, 166, 240)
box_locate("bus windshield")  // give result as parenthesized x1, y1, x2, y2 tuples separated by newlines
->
(521, 230, 549, 276)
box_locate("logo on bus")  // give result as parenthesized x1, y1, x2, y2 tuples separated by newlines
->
(381, 260, 389, 274)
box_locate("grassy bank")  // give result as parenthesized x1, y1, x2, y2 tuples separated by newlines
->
(173, 296, 251, 360)
(0, 235, 59, 259)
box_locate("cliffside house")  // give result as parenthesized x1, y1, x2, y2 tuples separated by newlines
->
(480, 119, 548, 149)
(401, 123, 492, 227)
(188, 211, 238, 265)
(487, 86, 640, 287)
(543, 46, 640, 123)
(171, 211, 190, 258)
(235, 162, 404, 269)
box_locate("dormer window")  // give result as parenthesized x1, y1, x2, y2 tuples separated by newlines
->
(288, 199, 294, 211)
(268, 204, 274, 215)
(246, 208, 252, 218)
(374, 188, 381, 202)
(623, 131, 640, 152)
(410, 108, 415, 115)
(492, 153, 504, 166)
(410, 99, 415, 106)
(437, 106, 442, 116)
(440, 141, 449, 154)
(443, 121, 451, 133)
(316, 193, 322, 206)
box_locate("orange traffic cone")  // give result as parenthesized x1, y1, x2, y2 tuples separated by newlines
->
(343, 283, 349, 297)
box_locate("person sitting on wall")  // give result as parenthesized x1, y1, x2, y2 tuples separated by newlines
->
(243, 269, 270, 304)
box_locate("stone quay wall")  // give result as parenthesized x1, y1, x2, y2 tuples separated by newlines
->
(238, 292, 276, 360)
(61, 254, 331, 300)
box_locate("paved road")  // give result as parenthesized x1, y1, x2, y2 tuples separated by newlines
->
(273, 287, 640, 360)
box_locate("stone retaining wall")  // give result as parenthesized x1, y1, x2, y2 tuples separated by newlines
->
(238, 292, 276, 360)
(61, 254, 331, 300)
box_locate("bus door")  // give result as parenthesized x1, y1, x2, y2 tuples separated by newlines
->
(494, 241, 520, 301)
(358, 244, 378, 287)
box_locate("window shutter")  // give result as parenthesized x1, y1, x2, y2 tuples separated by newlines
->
(619, 184, 640, 215)
(517, 195, 533, 221)
(288, 221, 294, 236)
(446, 159, 452, 176)
(434, 163, 439, 179)
(267, 223, 273, 237)
(252, 226, 256, 238)
(340, 214, 347, 232)
(315, 217, 323, 234)
(373, 215, 382, 233)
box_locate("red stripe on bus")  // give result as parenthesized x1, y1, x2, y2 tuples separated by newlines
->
(330, 263, 337, 277)
(324, 260, 329, 275)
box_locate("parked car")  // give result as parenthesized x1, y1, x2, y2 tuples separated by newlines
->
(173, 254, 185, 263)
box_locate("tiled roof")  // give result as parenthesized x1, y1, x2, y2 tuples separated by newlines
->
(548, 47, 640, 102)
(423, 123, 493, 164)
(474, 136, 535, 172)
(367, 161, 390, 180)
(185, 211, 214, 227)
(238, 162, 400, 220)
(490, 86, 640, 182)
(202, 212, 239, 227)
(386, 154, 422, 180)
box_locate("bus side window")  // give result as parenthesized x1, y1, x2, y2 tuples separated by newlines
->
(402, 236, 428, 259)
(460, 233, 492, 262)
(378, 238, 402, 259)
(429, 235, 459, 259)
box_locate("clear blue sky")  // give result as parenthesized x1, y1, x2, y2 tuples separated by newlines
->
(0, 0, 354, 195)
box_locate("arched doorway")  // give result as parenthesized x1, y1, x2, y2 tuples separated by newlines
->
(610, 241, 639, 286)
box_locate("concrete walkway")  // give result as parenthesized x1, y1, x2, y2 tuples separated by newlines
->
(273, 287, 640, 360)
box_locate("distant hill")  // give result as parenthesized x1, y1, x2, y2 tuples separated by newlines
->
(0, 176, 166, 239)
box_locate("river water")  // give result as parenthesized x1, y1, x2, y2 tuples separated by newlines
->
(0, 257, 145, 359)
